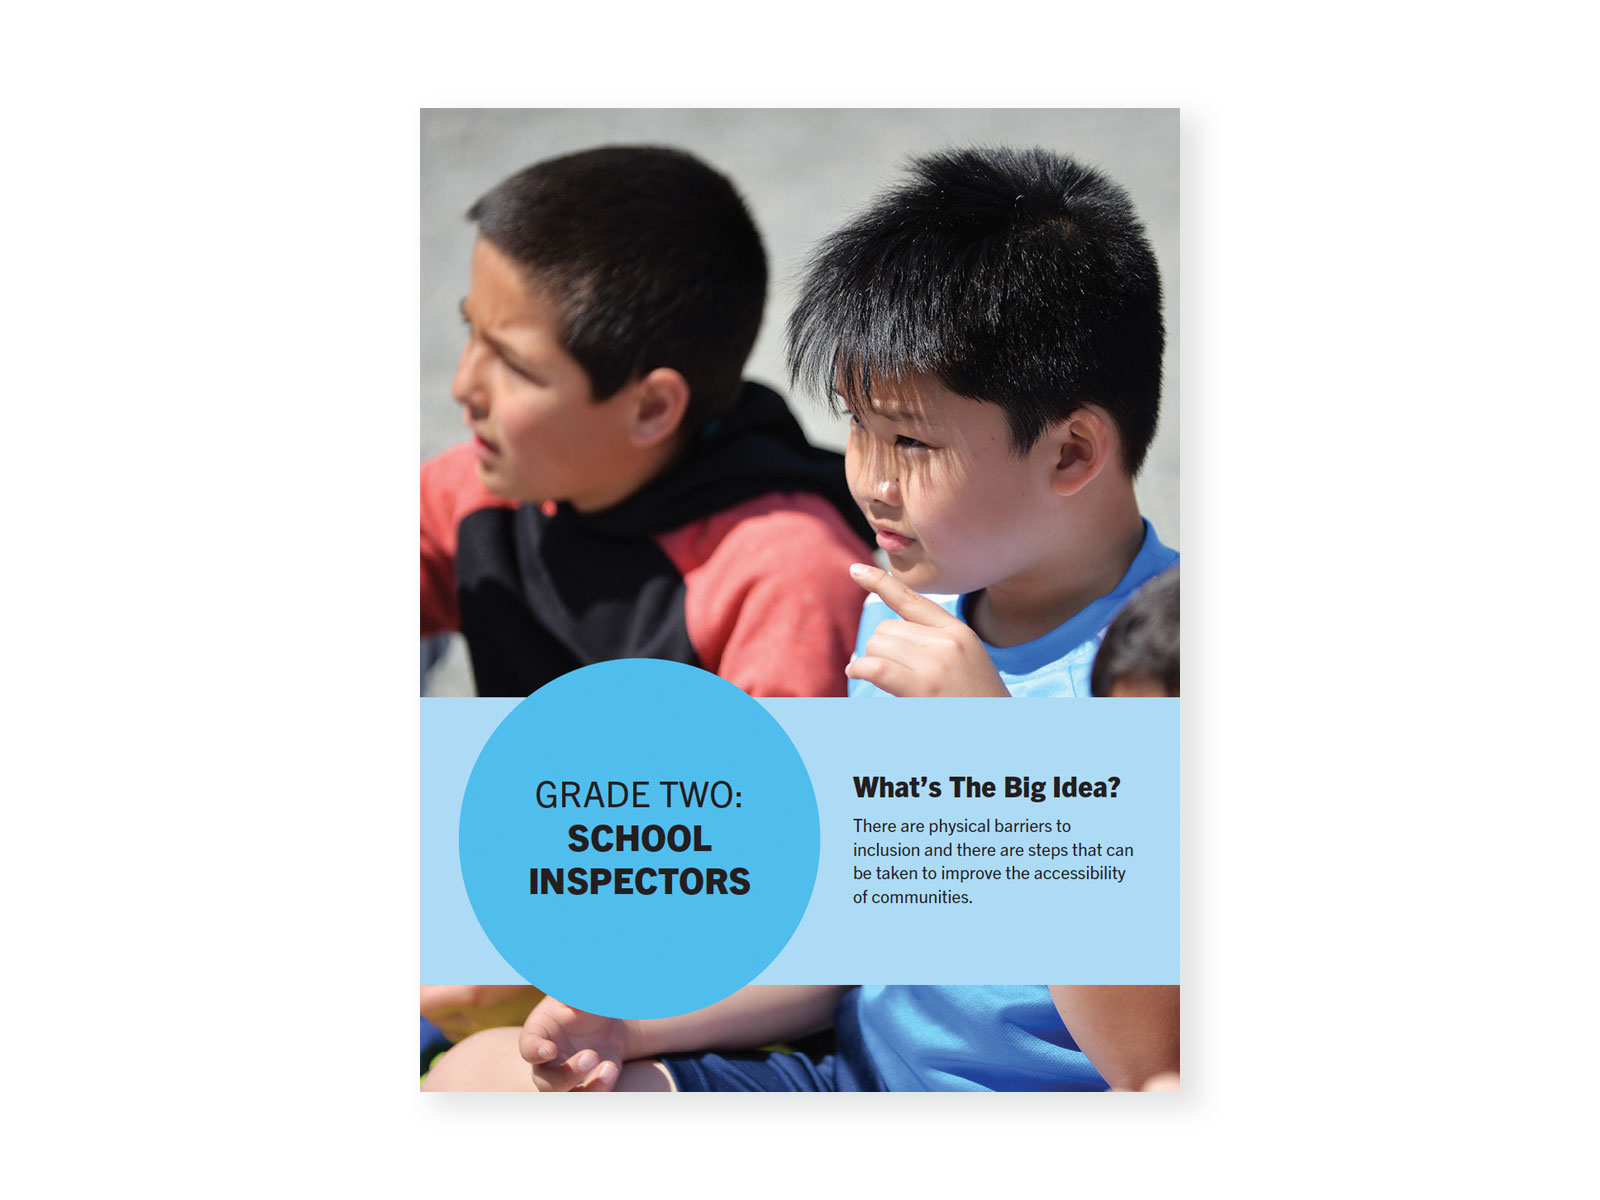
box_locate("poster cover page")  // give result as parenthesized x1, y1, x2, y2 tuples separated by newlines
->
(419, 109, 1179, 1093)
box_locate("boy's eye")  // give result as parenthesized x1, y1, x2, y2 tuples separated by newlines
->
(896, 435, 930, 450)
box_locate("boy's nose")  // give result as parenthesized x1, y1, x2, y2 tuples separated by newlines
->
(450, 341, 487, 416)
(847, 439, 901, 509)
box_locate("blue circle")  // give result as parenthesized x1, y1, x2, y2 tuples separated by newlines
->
(459, 660, 820, 1019)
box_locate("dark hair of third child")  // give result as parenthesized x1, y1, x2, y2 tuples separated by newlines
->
(787, 145, 1165, 472)
(1091, 567, 1179, 697)
(467, 145, 768, 430)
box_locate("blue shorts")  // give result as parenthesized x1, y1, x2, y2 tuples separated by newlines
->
(662, 989, 882, 1091)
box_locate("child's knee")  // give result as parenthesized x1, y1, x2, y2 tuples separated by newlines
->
(421, 1026, 529, 1091)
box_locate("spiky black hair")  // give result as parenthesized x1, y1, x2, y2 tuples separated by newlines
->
(787, 146, 1165, 471)
(469, 145, 767, 427)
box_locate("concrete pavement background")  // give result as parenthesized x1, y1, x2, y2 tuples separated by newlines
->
(421, 109, 1178, 695)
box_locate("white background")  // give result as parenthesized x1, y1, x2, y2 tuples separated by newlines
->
(5, 2, 1594, 1195)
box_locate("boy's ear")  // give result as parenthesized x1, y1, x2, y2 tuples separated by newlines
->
(1046, 405, 1119, 498)
(627, 367, 691, 449)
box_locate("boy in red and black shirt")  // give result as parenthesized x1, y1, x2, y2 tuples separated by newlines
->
(421, 146, 871, 698)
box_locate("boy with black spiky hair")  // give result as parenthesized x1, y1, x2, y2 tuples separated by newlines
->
(787, 146, 1177, 698)
(421, 146, 873, 699)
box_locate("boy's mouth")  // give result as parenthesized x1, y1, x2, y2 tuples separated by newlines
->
(873, 527, 915, 552)
(472, 431, 500, 460)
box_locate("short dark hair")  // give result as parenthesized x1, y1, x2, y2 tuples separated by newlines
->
(787, 146, 1165, 472)
(468, 145, 767, 427)
(1091, 567, 1179, 697)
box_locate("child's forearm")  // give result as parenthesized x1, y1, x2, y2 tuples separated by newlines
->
(1049, 984, 1179, 1091)
(626, 985, 849, 1061)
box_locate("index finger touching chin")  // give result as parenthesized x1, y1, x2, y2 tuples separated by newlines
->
(848, 562, 959, 627)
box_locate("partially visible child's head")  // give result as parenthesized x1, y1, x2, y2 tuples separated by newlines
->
(787, 146, 1164, 597)
(454, 146, 766, 508)
(1092, 566, 1179, 697)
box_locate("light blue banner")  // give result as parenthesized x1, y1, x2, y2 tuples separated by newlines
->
(423, 697, 1177, 986)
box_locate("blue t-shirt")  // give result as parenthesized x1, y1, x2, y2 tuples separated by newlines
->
(848, 519, 1178, 698)
(851, 985, 1107, 1091)
(848, 522, 1176, 1088)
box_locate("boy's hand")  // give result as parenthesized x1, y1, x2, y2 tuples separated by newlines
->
(845, 563, 1010, 698)
(518, 996, 634, 1092)
(420, 984, 543, 1044)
